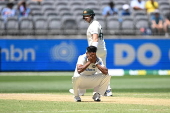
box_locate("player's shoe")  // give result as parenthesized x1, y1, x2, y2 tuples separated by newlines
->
(69, 89, 74, 94)
(69, 89, 84, 96)
(92, 93, 101, 102)
(104, 89, 113, 96)
(74, 96, 81, 102)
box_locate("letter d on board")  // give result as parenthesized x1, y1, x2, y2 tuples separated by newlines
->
(114, 44, 135, 66)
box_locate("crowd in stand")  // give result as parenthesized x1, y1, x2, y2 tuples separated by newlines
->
(0, 0, 170, 37)
(102, 0, 170, 37)
(1, 1, 30, 20)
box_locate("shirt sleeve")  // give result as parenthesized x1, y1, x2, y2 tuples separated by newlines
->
(159, 16, 163, 21)
(102, 7, 106, 15)
(77, 55, 85, 65)
(145, 1, 148, 9)
(155, 2, 159, 9)
(102, 7, 108, 15)
(12, 9, 16, 16)
(141, 1, 145, 9)
(114, 8, 118, 13)
(151, 15, 155, 21)
(89, 21, 100, 35)
(130, 1, 135, 8)
(98, 57, 105, 67)
(1, 8, 6, 15)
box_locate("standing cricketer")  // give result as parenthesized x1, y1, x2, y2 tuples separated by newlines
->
(69, 9, 112, 96)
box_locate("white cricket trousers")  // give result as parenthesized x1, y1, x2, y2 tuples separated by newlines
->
(72, 73, 111, 97)
(96, 49, 107, 66)
(96, 49, 112, 90)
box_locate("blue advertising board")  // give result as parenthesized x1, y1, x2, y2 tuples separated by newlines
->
(0, 39, 170, 71)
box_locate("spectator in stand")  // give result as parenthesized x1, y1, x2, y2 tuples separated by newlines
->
(17, 0, 31, 18)
(1, 2, 16, 21)
(145, 0, 159, 14)
(130, 0, 145, 11)
(102, 1, 118, 17)
(121, 4, 131, 16)
(151, 9, 163, 35)
(164, 12, 170, 37)
(119, 4, 131, 22)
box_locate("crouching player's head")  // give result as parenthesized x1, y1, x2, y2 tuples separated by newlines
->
(86, 46, 97, 61)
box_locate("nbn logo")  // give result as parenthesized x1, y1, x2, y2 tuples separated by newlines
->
(1, 45, 36, 62)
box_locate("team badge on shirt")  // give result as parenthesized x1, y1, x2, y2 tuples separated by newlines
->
(92, 65, 96, 68)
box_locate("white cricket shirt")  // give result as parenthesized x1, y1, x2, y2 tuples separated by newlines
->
(73, 54, 105, 77)
(130, 0, 145, 9)
(86, 20, 106, 50)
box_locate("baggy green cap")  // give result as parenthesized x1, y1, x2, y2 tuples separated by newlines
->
(83, 8, 95, 16)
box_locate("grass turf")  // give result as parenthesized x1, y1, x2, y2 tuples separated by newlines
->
(0, 98, 170, 113)
(0, 74, 170, 93)
(0, 72, 170, 113)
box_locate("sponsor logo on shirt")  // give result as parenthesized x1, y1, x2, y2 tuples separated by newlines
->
(85, 68, 95, 71)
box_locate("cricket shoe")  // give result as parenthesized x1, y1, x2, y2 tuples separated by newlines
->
(69, 89, 74, 94)
(104, 89, 113, 96)
(69, 89, 84, 96)
(74, 96, 81, 102)
(92, 92, 101, 102)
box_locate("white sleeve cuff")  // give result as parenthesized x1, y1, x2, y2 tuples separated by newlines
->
(91, 42, 98, 47)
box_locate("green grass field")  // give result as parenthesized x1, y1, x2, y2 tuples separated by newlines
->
(0, 72, 170, 113)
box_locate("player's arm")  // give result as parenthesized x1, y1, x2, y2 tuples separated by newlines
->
(96, 63, 108, 75)
(91, 34, 99, 47)
(77, 61, 91, 74)
(92, 34, 99, 42)
(159, 20, 163, 26)
(91, 22, 101, 47)
(95, 59, 108, 75)
(133, 6, 142, 10)
(152, 20, 157, 26)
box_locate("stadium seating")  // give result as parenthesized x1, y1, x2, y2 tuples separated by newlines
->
(55, 1, 68, 6)
(121, 16, 135, 35)
(29, 5, 41, 12)
(135, 17, 150, 35)
(41, 1, 54, 7)
(6, 17, 19, 35)
(77, 18, 88, 35)
(62, 17, 78, 35)
(0, 0, 170, 36)
(31, 10, 44, 19)
(48, 17, 62, 35)
(19, 17, 34, 35)
(68, 1, 84, 8)
(115, 1, 127, 11)
(106, 16, 121, 35)
(84, 1, 99, 8)
(34, 17, 48, 35)
(45, 11, 58, 19)
(0, 17, 5, 35)
(27, 1, 39, 7)
(42, 6, 56, 13)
